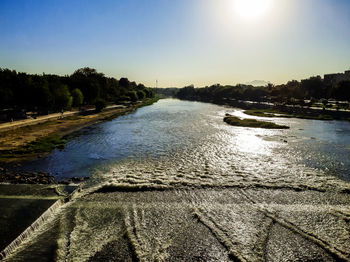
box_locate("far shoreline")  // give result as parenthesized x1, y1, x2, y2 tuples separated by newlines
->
(176, 97, 350, 122)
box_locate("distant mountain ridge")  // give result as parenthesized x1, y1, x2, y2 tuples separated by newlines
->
(245, 80, 271, 87)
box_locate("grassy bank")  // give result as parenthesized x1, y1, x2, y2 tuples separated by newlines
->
(244, 108, 349, 121)
(0, 97, 159, 164)
(224, 115, 289, 129)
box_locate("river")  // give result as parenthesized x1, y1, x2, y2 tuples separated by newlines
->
(6, 99, 350, 261)
(21, 98, 350, 185)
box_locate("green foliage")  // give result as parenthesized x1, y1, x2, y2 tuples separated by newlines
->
(119, 77, 130, 88)
(300, 76, 324, 99)
(53, 84, 72, 110)
(0, 67, 151, 119)
(143, 88, 152, 98)
(136, 90, 146, 100)
(71, 88, 84, 107)
(0, 87, 13, 108)
(176, 75, 350, 105)
(36, 84, 53, 112)
(116, 95, 130, 103)
(136, 83, 145, 90)
(177, 85, 196, 100)
(333, 81, 350, 101)
(127, 91, 138, 102)
(145, 88, 155, 98)
(95, 98, 106, 112)
(70, 67, 104, 104)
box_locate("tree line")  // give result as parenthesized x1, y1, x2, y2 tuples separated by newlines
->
(0, 67, 155, 117)
(176, 76, 350, 106)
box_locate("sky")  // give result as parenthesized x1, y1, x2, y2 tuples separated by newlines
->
(1, 0, 350, 87)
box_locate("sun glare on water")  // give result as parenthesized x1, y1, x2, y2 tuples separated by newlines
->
(234, 0, 273, 20)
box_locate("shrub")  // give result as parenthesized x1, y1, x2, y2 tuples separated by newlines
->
(95, 99, 106, 112)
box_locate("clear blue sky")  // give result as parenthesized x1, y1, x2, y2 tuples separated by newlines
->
(1, 0, 350, 87)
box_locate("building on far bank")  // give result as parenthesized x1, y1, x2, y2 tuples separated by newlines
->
(324, 70, 350, 86)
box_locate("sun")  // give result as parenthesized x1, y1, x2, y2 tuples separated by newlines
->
(234, 0, 273, 20)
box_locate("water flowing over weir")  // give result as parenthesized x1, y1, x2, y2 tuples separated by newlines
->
(0, 199, 65, 260)
(6, 99, 350, 261)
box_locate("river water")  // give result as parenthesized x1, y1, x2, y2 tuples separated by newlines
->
(7, 98, 350, 261)
(22, 98, 350, 187)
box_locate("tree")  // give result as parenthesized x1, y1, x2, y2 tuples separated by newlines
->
(136, 90, 146, 100)
(0, 87, 13, 109)
(71, 88, 84, 108)
(70, 68, 104, 104)
(176, 85, 195, 100)
(137, 84, 146, 90)
(300, 76, 324, 99)
(127, 91, 138, 102)
(53, 84, 72, 111)
(36, 85, 53, 113)
(333, 81, 350, 101)
(119, 78, 130, 88)
(143, 88, 154, 98)
(267, 83, 274, 91)
(73, 67, 101, 78)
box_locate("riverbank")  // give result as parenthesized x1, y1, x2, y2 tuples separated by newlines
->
(0, 97, 159, 183)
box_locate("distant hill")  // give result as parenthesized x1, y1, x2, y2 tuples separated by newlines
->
(245, 80, 271, 87)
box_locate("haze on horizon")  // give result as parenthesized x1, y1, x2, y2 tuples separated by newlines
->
(1, 0, 350, 88)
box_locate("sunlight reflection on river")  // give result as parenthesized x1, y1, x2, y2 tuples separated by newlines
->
(234, 131, 273, 155)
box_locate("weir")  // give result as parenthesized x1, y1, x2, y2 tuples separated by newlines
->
(0, 199, 64, 260)
(6, 186, 347, 261)
(0, 184, 77, 260)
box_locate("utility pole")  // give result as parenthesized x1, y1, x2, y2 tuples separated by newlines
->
(156, 79, 158, 89)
